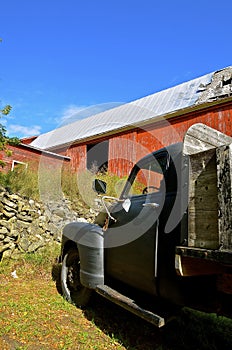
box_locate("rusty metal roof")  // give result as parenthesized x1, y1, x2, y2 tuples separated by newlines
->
(30, 67, 232, 150)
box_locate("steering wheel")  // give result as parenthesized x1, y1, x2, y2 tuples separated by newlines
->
(142, 186, 159, 194)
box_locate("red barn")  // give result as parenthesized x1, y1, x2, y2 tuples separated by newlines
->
(2, 66, 232, 178)
(29, 66, 232, 177)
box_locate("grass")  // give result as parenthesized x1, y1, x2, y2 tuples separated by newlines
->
(1, 243, 232, 349)
(0, 244, 126, 350)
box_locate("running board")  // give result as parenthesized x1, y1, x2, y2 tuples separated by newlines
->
(95, 285, 165, 328)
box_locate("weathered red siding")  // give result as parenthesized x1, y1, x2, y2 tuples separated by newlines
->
(108, 132, 137, 177)
(107, 102, 232, 177)
(66, 144, 86, 172)
(4, 101, 232, 180)
(136, 103, 232, 154)
(0, 144, 69, 173)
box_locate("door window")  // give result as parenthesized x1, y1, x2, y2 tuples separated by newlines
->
(123, 152, 168, 197)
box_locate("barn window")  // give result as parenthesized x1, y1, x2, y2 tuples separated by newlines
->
(11, 160, 28, 171)
(87, 141, 109, 173)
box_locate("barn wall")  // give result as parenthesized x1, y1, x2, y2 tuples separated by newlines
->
(108, 132, 137, 177)
(0, 145, 69, 173)
(51, 101, 232, 177)
(107, 102, 232, 177)
(65, 144, 86, 172)
(137, 103, 232, 152)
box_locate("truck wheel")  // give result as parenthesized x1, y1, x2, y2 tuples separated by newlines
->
(61, 248, 92, 307)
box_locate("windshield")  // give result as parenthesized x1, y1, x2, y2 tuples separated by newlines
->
(122, 152, 168, 197)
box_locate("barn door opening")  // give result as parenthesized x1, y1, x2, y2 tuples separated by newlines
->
(87, 140, 109, 173)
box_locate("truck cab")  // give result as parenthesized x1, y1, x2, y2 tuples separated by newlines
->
(101, 143, 185, 300)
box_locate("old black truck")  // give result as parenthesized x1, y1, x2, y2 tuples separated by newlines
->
(58, 123, 232, 327)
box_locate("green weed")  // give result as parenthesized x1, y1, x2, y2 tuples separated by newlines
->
(1, 164, 127, 209)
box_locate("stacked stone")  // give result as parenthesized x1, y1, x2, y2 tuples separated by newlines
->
(0, 186, 96, 259)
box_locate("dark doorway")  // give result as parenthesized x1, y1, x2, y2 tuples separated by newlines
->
(87, 141, 109, 173)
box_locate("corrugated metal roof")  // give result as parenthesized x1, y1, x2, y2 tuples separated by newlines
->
(30, 68, 230, 150)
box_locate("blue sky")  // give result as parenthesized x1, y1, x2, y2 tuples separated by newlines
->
(1, 0, 232, 138)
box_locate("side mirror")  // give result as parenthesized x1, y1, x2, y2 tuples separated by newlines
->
(92, 179, 107, 194)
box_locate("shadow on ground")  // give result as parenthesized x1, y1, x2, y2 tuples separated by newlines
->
(52, 263, 232, 350)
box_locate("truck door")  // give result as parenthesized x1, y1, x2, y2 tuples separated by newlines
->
(104, 151, 169, 296)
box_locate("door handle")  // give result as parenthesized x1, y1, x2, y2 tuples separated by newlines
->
(143, 203, 160, 208)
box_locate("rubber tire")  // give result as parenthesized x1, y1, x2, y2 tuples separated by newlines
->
(61, 249, 92, 308)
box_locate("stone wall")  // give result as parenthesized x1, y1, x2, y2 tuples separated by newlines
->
(0, 186, 96, 260)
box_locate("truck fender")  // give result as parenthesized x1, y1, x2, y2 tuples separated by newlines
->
(63, 222, 104, 289)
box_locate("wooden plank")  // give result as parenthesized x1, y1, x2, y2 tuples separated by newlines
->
(188, 149, 219, 249)
(176, 255, 223, 277)
(176, 246, 232, 265)
(216, 144, 232, 250)
(188, 210, 218, 249)
(96, 285, 165, 327)
(184, 133, 215, 155)
(188, 193, 217, 211)
(183, 123, 232, 155)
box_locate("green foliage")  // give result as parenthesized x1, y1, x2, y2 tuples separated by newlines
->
(0, 104, 12, 152)
(62, 168, 127, 209)
(0, 170, 9, 188)
(96, 171, 128, 197)
(0, 162, 136, 212)
(1, 164, 40, 199)
(61, 167, 80, 201)
(164, 307, 232, 350)
(0, 42, 19, 166)
(22, 242, 61, 271)
(1, 164, 126, 207)
(0, 103, 19, 167)
(1, 104, 12, 115)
